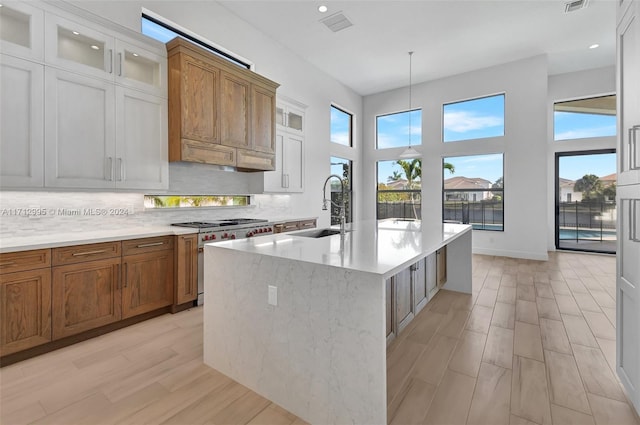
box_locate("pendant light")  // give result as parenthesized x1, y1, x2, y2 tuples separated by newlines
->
(399, 51, 420, 159)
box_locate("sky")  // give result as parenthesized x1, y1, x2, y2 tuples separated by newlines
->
(559, 153, 616, 181)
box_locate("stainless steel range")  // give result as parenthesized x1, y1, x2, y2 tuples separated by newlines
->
(172, 218, 274, 305)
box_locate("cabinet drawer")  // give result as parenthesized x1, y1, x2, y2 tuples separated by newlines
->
(52, 242, 121, 266)
(274, 221, 299, 233)
(236, 148, 275, 171)
(0, 249, 51, 274)
(298, 219, 316, 230)
(182, 140, 236, 166)
(122, 236, 174, 256)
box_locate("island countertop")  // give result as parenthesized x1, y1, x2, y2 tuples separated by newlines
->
(205, 219, 471, 278)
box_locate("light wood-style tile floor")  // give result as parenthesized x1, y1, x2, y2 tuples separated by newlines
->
(1, 252, 639, 425)
(388, 252, 640, 425)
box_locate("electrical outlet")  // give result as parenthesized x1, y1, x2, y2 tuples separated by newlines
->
(268, 285, 278, 306)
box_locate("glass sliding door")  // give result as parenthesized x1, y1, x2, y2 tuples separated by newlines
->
(555, 150, 616, 253)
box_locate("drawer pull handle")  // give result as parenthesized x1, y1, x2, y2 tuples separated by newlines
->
(72, 250, 106, 257)
(0, 261, 16, 266)
(136, 242, 164, 248)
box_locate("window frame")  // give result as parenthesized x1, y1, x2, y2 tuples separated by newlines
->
(442, 93, 506, 143)
(330, 105, 354, 147)
(552, 93, 616, 142)
(442, 153, 505, 231)
(375, 108, 422, 150)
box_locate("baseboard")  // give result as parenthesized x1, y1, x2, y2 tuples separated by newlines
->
(472, 247, 549, 261)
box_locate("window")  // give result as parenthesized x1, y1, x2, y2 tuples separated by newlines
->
(377, 159, 422, 220)
(141, 15, 250, 69)
(554, 95, 616, 141)
(376, 109, 422, 149)
(443, 154, 504, 231)
(443, 94, 505, 142)
(330, 157, 353, 224)
(330, 106, 352, 146)
(144, 195, 250, 208)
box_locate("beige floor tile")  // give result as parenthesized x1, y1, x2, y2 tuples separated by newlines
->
(247, 403, 297, 425)
(467, 362, 512, 425)
(555, 294, 582, 316)
(387, 340, 426, 405)
(517, 273, 534, 285)
(511, 356, 552, 425)
(517, 285, 536, 302)
(534, 284, 554, 299)
(596, 337, 617, 374)
(514, 321, 544, 361)
(516, 300, 539, 325)
(562, 314, 598, 348)
(483, 326, 514, 369)
(448, 330, 487, 378)
(539, 318, 572, 354)
(501, 274, 517, 288)
(492, 302, 516, 330)
(536, 297, 561, 321)
(601, 307, 616, 329)
(566, 278, 589, 294)
(544, 350, 590, 414)
(406, 310, 445, 345)
(207, 389, 271, 425)
(389, 378, 437, 425)
(534, 272, 550, 284)
(476, 288, 499, 308)
(582, 310, 616, 340)
(411, 334, 458, 385)
(580, 276, 603, 291)
(0, 402, 47, 425)
(510, 414, 540, 425)
(465, 305, 494, 334)
(498, 286, 517, 304)
(573, 292, 602, 313)
(561, 269, 579, 280)
(550, 280, 572, 296)
(436, 308, 470, 339)
(423, 369, 476, 425)
(589, 290, 616, 310)
(451, 292, 474, 311)
(587, 393, 640, 425)
(550, 403, 595, 425)
(484, 275, 502, 290)
(572, 344, 626, 402)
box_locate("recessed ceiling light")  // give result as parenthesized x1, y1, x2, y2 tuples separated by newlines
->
(132, 53, 139, 57)
(72, 31, 80, 35)
(589, 44, 599, 49)
(90, 45, 100, 50)
(318, 5, 328, 13)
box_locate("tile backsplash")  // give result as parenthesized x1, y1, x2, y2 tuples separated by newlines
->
(0, 191, 295, 238)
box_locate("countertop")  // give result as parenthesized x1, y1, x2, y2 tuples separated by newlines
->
(0, 226, 198, 253)
(205, 219, 472, 277)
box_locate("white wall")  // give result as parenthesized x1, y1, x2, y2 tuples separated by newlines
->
(546, 66, 616, 251)
(0, 0, 364, 236)
(363, 55, 550, 260)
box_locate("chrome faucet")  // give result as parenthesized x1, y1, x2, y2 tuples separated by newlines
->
(322, 174, 346, 236)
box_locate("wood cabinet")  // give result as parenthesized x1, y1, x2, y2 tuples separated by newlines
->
(395, 267, 414, 335)
(167, 37, 279, 171)
(273, 219, 317, 233)
(617, 0, 640, 414)
(0, 54, 45, 188)
(385, 277, 394, 343)
(175, 234, 198, 305)
(122, 236, 174, 319)
(51, 242, 122, 339)
(0, 249, 51, 356)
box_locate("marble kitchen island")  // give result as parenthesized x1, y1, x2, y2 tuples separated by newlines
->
(203, 220, 472, 424)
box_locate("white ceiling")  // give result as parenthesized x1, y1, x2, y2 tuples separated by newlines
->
(218, 0, 616, 96)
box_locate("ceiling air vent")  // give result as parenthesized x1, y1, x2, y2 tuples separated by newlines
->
(564, 0, 589, 13)
(321, 12, 353, 33)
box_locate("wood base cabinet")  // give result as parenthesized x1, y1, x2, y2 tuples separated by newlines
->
(0, 268, 52, 356)
(122, 236, 174, 319)
(52, 256, 122, 340)
(175, 234, 197, 305)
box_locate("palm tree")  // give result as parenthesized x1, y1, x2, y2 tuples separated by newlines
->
(394, 159, 455, 219)
(387, 170, 403, 182)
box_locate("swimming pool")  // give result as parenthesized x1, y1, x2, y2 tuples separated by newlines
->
(559, 229, 616, 240)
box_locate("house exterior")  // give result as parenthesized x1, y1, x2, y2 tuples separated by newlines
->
(558, 177, 583, 202)
(443, 176, 493, 201)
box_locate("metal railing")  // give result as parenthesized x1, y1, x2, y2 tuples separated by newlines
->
(377, 190, 422, 220)
(558, 201, 617, 240)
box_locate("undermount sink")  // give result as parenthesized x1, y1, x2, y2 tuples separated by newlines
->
(295, 228, 343, 238)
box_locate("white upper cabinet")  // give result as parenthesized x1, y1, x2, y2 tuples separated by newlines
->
(114, 39, 166, 97)
(0, 1, 44, 60)
(44, 67, 116, 189)
(262, 97, 306, 193)
(0, 54, 44, 188)
(618, 1, 640, 186)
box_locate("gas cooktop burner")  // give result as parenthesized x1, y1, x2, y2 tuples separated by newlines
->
(172, 218, 268, 229)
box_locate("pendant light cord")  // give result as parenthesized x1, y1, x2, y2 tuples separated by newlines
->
(408, 51, 413, 148)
